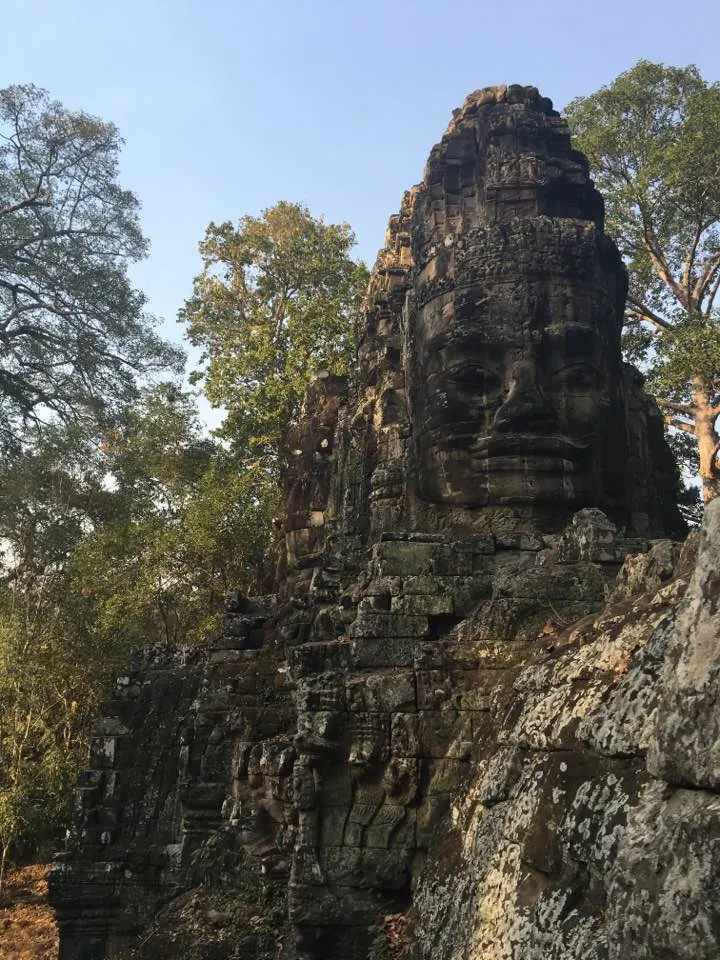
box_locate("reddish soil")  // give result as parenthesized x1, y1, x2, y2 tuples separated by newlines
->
(0, 865, 58, 960)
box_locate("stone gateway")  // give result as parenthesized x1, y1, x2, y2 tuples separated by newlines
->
(51, 86, 719, 960)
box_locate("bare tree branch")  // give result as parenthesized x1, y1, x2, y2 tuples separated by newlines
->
(704, 261, 720, 315)
(665, 416, 696, 435)
(639, 209, 688, 309)
(0, 193, 50, 218)
(625, 297, 673, 332)
(693, 251, 720, 309)
(657, 398, 696, 416)
(681, 218, 705, 298)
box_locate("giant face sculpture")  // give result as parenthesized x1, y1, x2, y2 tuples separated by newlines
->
(410, 270, 623, 506)
(406, 86, 627, 509)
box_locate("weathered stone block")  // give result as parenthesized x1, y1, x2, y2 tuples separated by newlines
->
(89, 737, 116, 769)
(467, 598, 598, 642)
(362, 576, 403, 597)
(494, 563, 607, 602)
(391, 593, 454, 615)
(320, 847, 411, 890)
(348, 612, 428, 639)
(346, 671, 416, 712)
(358, 593, 392, 613)
(351, 636, 418, 668)
(451, 575, 494, 616)
(318, 768, 354, 806)
(318, 807, 348, 847)
(416, 669, 497, 711)
(344, 799, 384, 847)
(422, 758, 472, 795)
(291, 640, 353, 675)
(373, 540, 440, 576)
(495, 532, 545, 551)
(417, 709, 474, 759)
(402, 574, 446, 595)
(390, 713, 420, 758)
(415, 794, 450, 851)
(296, 678, 346, 714)
(384, 757, 420, 806)
(649, 500, 720, 790)
(364, 804, 414, 849)
(414, 638, 534, 671)
(288, 881, 402, 927)
(347, 712, 390, 764)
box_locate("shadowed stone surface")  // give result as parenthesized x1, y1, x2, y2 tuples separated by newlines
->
(407, 86, 625, 510)
(50, 86, 719, 960)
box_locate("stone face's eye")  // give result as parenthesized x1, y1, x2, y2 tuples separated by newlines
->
(446, 365, 503, 395)
(550, 363, 598, 389)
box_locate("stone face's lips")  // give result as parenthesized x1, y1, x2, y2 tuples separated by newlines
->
(471, 435, 592, 458)
(423, 430, 592, 459)
(465, 455, 580, 474)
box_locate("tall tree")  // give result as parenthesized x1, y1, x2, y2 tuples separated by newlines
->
(0, 426, 117, 887)
(0, 84, 182, 452)
(76, 385, 277, 647)
(565, 62, 720, 503)
(0, 390, 280, 880)
(181, 201, 368, 467)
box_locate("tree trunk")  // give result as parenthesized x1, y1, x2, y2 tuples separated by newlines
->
(693, 379, 720, 503)
(0, 837, 10, 893)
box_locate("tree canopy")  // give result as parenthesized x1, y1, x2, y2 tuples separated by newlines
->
(0, 84, 182, 452)
(565, 61, 720, 504)
(0, 157, 368, 877)
(0, 86, 192, 882)
(0, 388, 279, 885)
(181, 201, 368, 466)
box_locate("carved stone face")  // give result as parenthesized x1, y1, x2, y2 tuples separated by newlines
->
(403, 88, 628, 511)
(410, 280, 622, 507)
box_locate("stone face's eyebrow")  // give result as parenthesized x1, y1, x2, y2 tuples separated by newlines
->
(424, 329, 525, 353)
(544, 324, 604, 348)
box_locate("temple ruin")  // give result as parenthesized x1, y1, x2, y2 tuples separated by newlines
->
(50, 85, 719, 960)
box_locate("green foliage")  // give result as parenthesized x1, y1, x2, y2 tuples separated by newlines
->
(565, 63, 720, 301)
(0, 112, 367, 871)
(0, 84, 183, 453)
(0, 388, 280, 873)
(0, 426, 125, 883)
(181, 201, 368, 464)
(71, 385, 279, 647)
(652, 317, 720, 396)
(0, 89, 192, 871)
(566, 61, 720, 500)
(0, 592, 99, 886)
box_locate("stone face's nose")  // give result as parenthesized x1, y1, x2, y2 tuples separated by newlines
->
(492, 359, 553, 432)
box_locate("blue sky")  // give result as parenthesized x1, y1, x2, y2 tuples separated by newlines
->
(2, 0, 718, 400)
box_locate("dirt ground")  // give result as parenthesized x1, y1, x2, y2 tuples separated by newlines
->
(0, 865, 58, 960)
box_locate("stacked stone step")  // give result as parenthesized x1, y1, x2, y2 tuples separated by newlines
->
(179, 594, 298, 865)
(50, 646, 205, 958)
(287, 534, 501, 955)
(287, 515, 647, 957)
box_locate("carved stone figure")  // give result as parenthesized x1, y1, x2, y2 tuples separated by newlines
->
(405, 87, 631, 522)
